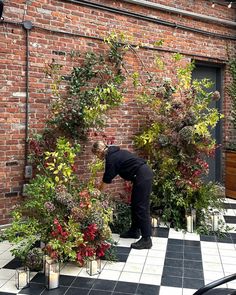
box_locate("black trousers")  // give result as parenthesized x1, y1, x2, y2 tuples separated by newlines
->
(131, 164, 153, 238)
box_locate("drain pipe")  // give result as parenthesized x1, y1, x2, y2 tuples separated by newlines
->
(22, 20, 33, 179)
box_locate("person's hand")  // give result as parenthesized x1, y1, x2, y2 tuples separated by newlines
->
(98, 182, 106, 191)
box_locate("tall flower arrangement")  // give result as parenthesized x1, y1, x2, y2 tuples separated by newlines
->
(134, 54, 224, 229)
(4, 137, 113, 266)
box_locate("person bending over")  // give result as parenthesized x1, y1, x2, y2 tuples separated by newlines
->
(92, 141, 153, 250)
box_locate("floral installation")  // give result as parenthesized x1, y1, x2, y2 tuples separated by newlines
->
(3, 137, 113, 267)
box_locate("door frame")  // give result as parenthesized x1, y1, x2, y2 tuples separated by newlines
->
(192, 60, 225, 183)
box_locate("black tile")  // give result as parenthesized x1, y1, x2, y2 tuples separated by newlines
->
(2, 258, 22, 269)
(136, 284, 160, 295)
(224, 216, 236, 224)
(184, 252, 202, 261)
(19, 283, 45, 294)
(184, 260, 203, 270)
(114, 281, 138, 293)
(113, 293, 132, 295)
(0, 293, 17, 295)
(161, 275, 183, 288)
(229, 204, 236, 209)
(184, 245, 201, 254)
(89, 291, 112, 295)
(223, 203, 232, 209)
(230, 233, 236, 239)
(59, 275, 76, 286)
(30, 273, 45, 284)
(200, 235, 217, 242)
(41, 286, 68, 294)
(168, 239, 184, 246)
(184, 240, 200, 247)
(72, 277, 95, 289)
(217, 235, 233, 243)
(164, 258, 183, 268)
(116, 247, 131, 254)
(117, 253, 129, 262)
(65, 287, 90, 295)
(153, 227, 169, 238)
(166, 244, 183, 253)
(92, 280, 116, 291)
(183, 277, 204, 289)
(183, 268, 204, 279)
(162, 266, 183, 277)
(165, 251, 183, 260)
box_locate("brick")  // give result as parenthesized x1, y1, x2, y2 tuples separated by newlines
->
(0, 0, 235, 224)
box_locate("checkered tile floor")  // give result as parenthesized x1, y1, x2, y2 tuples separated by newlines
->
(0, 198, 236, 295)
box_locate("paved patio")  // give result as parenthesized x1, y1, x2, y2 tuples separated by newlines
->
(0, 198, 236, 295)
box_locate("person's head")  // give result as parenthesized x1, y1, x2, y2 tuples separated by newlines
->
(92, 141, 108, 160)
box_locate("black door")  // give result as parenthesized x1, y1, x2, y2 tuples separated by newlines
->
(192, 64, 223, 183)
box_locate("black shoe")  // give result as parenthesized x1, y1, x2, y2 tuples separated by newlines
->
(131, 237, 152, 249)
(120, 229, 140, 239)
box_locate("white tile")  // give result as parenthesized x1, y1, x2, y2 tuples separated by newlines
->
(168, 228, 185, 239)
(159, 286, 182, 294)
(151, 243, 167, 251)
(226, 198, 236, 204)
(223, 264, 236, 273)
(182, 288, 198, 295)
(123, 262, 143, 273)
(201, 248, 219, 256)
(139, 273, 161, 285)
(221, 256, 236, 264)
(98, 269, 121, 281)
(0, 280, 19, 294)
(0, 251, 14, 260)
(203, 262, 223, 272)
(0, 260, 10, 268)
(126, 255, 146, 264)
(143, 264, 163, 275)
(104, 261, 125, 271)
(0, 244, 12, 251)
(0, 269, 15, 280)
(147, 249, 166, 258)
(0, 280, 7, 288)
(184, 232, 200, 241)
(152, 237, 168, 245)
(60, 262, 82, 276)
(224, 209, 236, 216)
(117, 239, 135, 247)
(218, 243, 236, 250)
(145, 256, 165, 266)
(202, 255, 221, 264)
(219, 249, 236, 258)
(201, 241, 218, 249)
(79, 267, 99, 278)
(130, 248, 148, 256)
(0, 241, 13, 247)
(227, 281, 236, 289)
(119, 271, 141, 283)
(203, 270, 225, 282)
(111, 233, 120, 241)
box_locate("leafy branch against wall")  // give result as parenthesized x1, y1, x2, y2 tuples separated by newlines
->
(44, 38, 128, 141)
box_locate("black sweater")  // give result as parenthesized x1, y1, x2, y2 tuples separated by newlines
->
(102, 146, 146, 183)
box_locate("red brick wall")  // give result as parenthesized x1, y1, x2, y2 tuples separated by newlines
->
(0, 0, 235, 225)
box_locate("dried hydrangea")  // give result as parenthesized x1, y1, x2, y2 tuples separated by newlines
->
(44, 201, 55, 212)
(55, 185, 76, 210)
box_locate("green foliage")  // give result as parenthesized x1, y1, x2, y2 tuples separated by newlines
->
(4, 137, 114, 264)
(46, 41, 127, 141)
(134, 54, 224, 229)
(110, 202, 131, 234)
